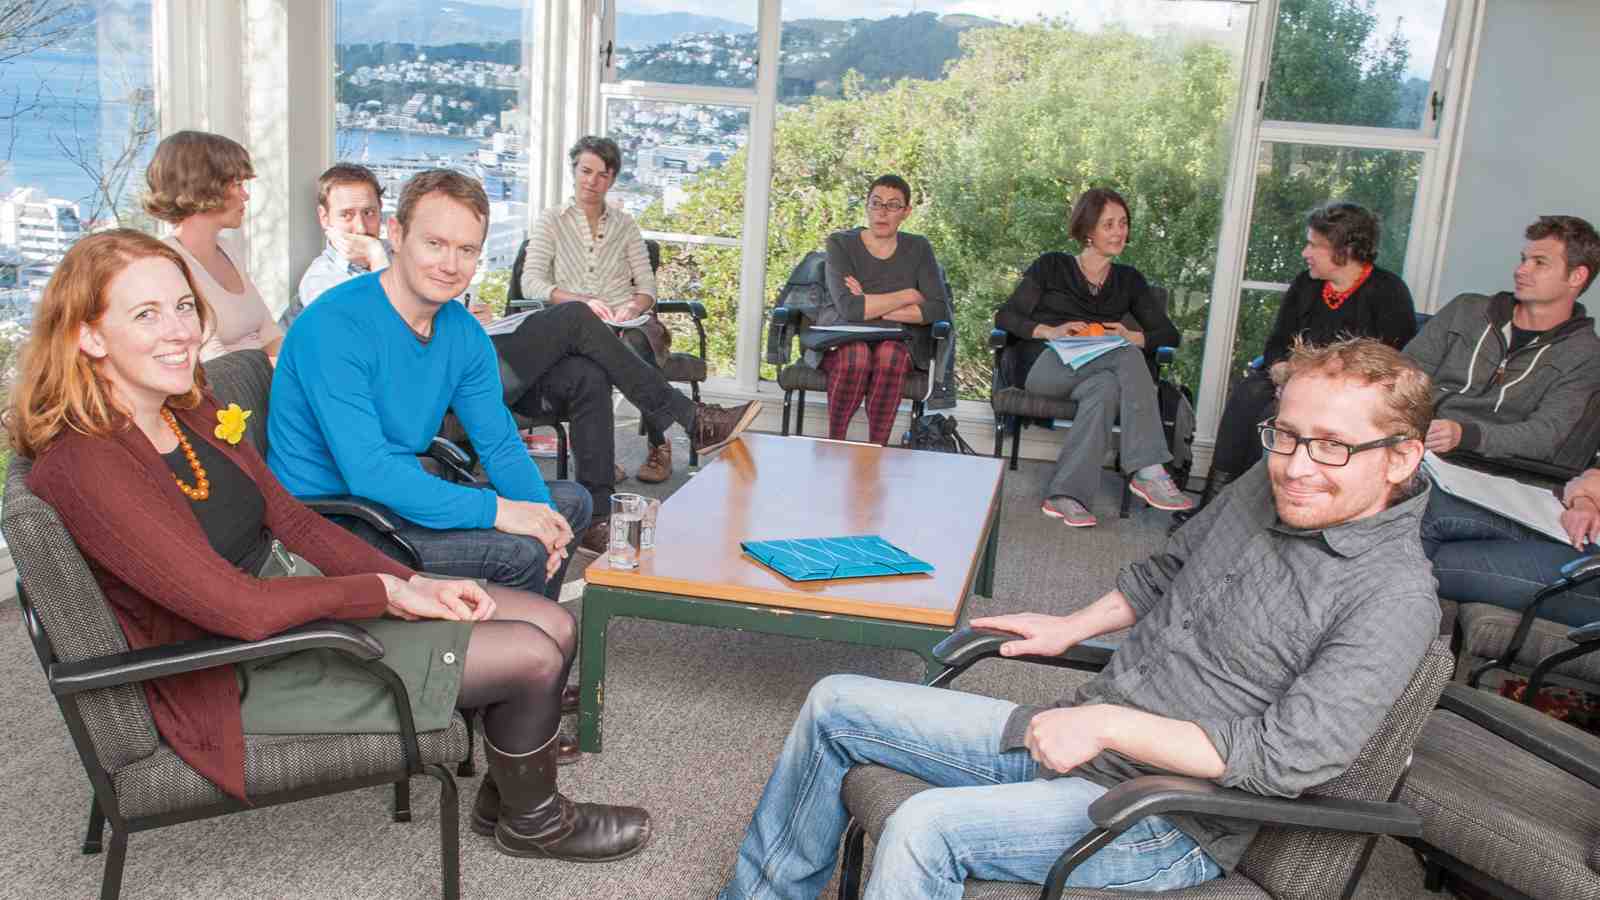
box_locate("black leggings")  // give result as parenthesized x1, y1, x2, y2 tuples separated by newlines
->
(1211, 370, 1277, 477)
(454, 585, 575, 753)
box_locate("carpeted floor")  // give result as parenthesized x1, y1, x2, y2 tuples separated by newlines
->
(0, 422, 1447, 899)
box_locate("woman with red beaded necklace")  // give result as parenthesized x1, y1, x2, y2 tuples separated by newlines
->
(1201, 201, 1417, 510)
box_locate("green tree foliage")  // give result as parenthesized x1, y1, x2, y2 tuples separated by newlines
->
(640, 0, 1419, 396)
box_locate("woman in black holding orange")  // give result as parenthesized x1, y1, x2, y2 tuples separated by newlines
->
(1204, 201, 1416, 506)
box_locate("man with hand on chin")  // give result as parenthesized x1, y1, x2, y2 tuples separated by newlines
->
(719, 337, 1440, 899)
(268, 169, 587, 598)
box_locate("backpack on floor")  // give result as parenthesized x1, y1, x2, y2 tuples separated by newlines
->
(902, 413, 978, 455)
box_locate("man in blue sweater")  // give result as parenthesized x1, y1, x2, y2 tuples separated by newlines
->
(269, 170, 756, 597)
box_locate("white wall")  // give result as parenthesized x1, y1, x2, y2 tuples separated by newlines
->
(1434, 0, 1600, 307)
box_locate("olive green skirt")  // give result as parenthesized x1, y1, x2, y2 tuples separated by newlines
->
(239, 617, 473, 735)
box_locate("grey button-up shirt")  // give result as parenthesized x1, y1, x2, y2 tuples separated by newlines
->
(1000, 464, 1440, 871)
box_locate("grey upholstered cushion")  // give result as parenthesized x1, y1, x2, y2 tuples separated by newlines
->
(840, 638, 1453, 900)
(777, 363, 930, 400)
(2, 460, 161, 773)
(200, 348, 274, 458)
(112, 717, 471, 818)
(662, 351, 707, 385)
(1402, 708, 1600, 898)
(1456, 602, 1600, 686)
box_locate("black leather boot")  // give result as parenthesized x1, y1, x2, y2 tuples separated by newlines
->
(472, 733, 584, 836)
(484, 734, 652, 862)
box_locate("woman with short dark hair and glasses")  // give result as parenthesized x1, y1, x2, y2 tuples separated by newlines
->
(993, 187, 1191, 528)
(816, 174, 953, 445)
(1202, 201, 1417, 509)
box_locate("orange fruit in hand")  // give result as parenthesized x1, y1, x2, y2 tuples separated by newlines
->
(1082, 323, 1105, 336)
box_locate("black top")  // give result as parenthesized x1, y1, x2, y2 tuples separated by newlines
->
(1261, 267, 1416, 367)
(161, 418, 271, 574)
(1509, 323, 1545, 355)
(994, 253, 1180, 378)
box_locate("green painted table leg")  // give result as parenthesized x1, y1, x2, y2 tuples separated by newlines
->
(573, 585, 955, 754)
(977, 491, 1001, 598)
(577, 590, 613, 753)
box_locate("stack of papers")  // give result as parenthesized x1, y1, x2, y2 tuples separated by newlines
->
(1048, 335, 1129, 369)
(1422, 452, 1569, 543)
(484, 309, 652, 336)
(741, 535, 934, 582)
(809, 324, 905, 335)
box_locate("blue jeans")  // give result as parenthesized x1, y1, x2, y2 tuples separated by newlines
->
(719, 674, 1221, 900)
(335, 480, 592, 600)
(1421, 489, 1600, 628)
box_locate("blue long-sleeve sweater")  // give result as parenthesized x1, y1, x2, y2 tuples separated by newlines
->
(267, 271, 551, 529)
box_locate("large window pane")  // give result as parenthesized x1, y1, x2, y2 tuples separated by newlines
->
(605, 98, 748, 234)
(612, 2, 758, 89)
(1244, 142, 1424, 285)
(1, 1, 157, 483)
(756, 2, 1252, 397)
(332, 2, 534, 312)
(1264, 0, 1449, 130)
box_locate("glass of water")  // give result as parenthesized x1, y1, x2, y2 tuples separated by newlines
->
(608, 493, 645, 569)
(639, 497, 661, 551)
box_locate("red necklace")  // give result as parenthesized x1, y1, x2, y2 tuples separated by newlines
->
(1322, 264, 1373, 311)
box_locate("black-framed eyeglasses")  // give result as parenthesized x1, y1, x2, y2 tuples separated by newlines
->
(866, 198, 907, 213)
(1257, 419, 1408, 467)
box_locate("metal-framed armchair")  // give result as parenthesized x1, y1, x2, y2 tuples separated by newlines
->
(765, 255, 954, 440)
(1451, 555, 1600, 703)
(838, 626, 1454, 900)
(505, 237, 711, 471)
(1400, 682, 1600, 899)
(988, 287, 1193, 518)
(1, 462, 468, 900)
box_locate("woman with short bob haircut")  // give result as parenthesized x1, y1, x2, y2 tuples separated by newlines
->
(1200, 201, 1416, 510)
(994, 187, 1192, 528)
(7, 230, 653, 864)
(143, 130, 284, 362)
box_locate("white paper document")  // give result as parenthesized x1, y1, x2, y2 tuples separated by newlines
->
(1422, 451, 1569, 543)
(808, 325, 905, 334)
(1048, 335, 1130, 370)
(610, 314, 653, 329)
(484, 309, 537, 336)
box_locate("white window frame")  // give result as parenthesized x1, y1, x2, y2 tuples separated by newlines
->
(1190, 0, 1480, 473)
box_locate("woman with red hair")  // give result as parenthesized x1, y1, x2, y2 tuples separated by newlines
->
(6, 230, 652, 864)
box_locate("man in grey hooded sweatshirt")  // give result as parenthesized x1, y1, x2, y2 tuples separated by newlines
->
(1404, 215, 1600, 465)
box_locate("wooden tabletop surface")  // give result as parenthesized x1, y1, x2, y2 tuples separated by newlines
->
(585, 433, 1005, 626)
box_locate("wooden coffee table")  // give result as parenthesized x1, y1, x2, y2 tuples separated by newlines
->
(576, 433, 1005, 752)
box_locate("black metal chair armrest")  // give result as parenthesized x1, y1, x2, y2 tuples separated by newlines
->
(1085, 775, 1422, 838)
(1569, 620, 1600, 643)
(766, 307, 797, 366)
(49, 620, 384, 696)
(1437, 682, 1600, 789)
(1560, 554, 1600, 584)
(655, 299, 706, 319)
(1154, 346, 1175, 365)
(427, 436, 477, 483)
(302, 495, 423, 569)
(926, 627, 1116, 687)
(932, 320, 952, 341)
(1248, 354, 1265, 373)
(988, 328, 1008, 350)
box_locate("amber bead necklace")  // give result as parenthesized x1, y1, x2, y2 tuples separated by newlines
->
(160, 407, 210, 501)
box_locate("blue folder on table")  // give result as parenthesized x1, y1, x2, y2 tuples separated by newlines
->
(740, 535, 934, 582)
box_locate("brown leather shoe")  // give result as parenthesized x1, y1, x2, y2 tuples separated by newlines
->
(471, 734, 584, 836)
(578, 519, 609, 555)
(636, 443, 671, 483)
(690, 400, 760, 456)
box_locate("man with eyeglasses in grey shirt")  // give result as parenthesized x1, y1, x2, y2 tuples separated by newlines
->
(719, 337, 1440, 899)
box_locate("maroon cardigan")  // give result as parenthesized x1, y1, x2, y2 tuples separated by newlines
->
(28, 396, 415, 800)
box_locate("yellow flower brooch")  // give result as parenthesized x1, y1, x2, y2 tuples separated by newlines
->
(214, 403, 252, 445)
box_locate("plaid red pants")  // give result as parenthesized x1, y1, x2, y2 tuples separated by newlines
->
(819, 340, 913, 444)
